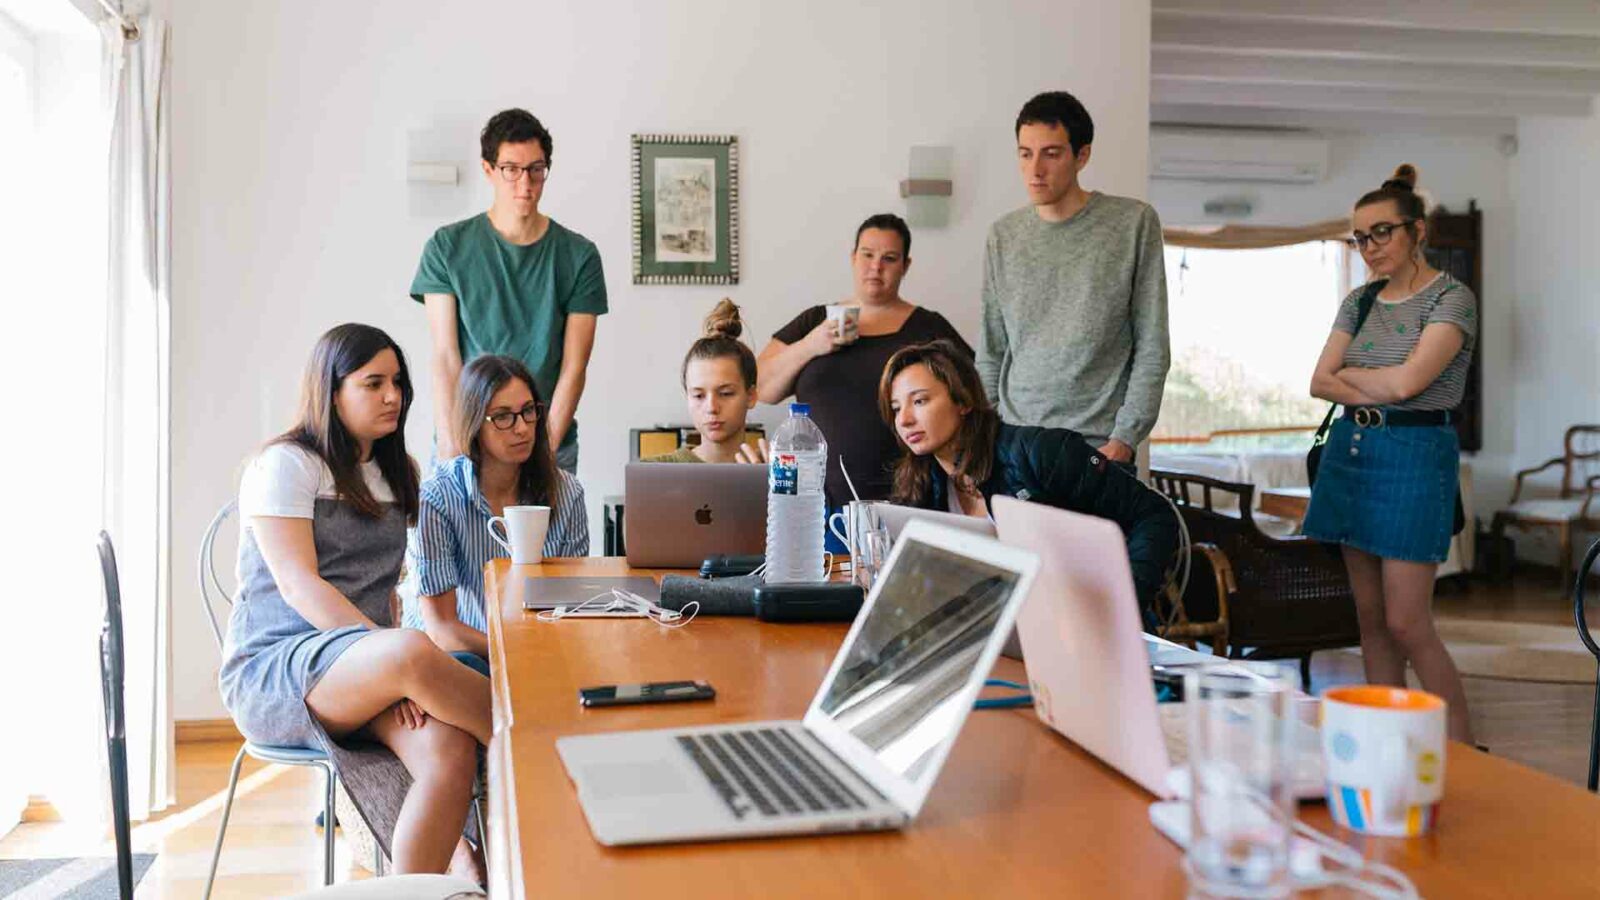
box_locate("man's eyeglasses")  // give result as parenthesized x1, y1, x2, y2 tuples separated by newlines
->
(485, 402, 543, 431)
(495, 162, 550, 183)
(1346, 220, 1416, 251)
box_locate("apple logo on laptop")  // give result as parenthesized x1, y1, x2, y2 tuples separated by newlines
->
(694, 504, 714, 526)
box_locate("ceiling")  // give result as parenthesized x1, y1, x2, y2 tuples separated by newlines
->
(1151, 0, 1600, 135)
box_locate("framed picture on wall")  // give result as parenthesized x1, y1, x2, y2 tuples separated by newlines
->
(631, 134, 740, 285)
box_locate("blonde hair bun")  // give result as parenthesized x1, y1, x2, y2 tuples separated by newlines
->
(703, 298, 744, 340)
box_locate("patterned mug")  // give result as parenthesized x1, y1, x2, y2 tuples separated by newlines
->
(1321, 685, 1447, 837)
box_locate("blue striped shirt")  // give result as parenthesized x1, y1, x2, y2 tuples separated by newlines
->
(404, 455, 589, 633)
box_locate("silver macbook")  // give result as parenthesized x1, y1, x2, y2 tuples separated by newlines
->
(624, 463, 767, 567)
(991, 496, 1324, 800)
(556, 520, 1041, 845)
(521, 575, 661, 612)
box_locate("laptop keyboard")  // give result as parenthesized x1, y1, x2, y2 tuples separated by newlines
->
(676, 728, 870, 820)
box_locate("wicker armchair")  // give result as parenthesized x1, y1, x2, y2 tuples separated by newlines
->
(1150, 468, 1361, 686)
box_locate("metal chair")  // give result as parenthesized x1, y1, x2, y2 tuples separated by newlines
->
(97, 531, 135, 900)
(199, 500, 340, 897)
(1575, 537, 1600, 792)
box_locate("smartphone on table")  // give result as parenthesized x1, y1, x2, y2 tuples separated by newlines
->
(578, 680, 716, 707)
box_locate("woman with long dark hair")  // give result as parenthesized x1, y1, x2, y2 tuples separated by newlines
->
(221, 323, 486, 877)
(407, 355, 588, 664)
(1305, 164, 1476, 742)
(878, 340, 1179, 610)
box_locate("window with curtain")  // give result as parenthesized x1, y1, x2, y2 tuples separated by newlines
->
(1152, 240, 1359, 450)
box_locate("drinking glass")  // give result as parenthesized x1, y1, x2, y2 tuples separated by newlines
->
(1183, 664, 1295, 899)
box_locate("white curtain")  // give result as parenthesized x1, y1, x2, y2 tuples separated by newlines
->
(101, 10, 173, 821)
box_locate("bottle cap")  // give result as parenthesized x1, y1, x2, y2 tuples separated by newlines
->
(789, 403, 811, 416)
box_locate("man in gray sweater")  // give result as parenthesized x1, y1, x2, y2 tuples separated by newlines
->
(978, 91, 1169, 465)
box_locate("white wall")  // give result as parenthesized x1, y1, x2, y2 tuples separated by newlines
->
(166, 0, 1153, 720)
(1507, 109, 1600, 564)
(1147, 130, 1518, 510)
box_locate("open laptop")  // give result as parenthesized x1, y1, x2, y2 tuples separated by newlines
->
(868, 502, 997, 541)
(990, 496, 1325, 800)
(624, 463, 767, 567)
(555, 519, 1041, 845)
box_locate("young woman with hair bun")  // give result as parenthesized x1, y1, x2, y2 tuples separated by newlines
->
(1305, 163, 1478, 741)
(646, 299, 765, 463)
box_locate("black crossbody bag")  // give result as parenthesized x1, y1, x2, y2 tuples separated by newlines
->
(1307, 281, 1383, 486)
(1306, 279, 1465, 536)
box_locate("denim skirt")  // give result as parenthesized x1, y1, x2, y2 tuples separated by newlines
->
(1302, 418, 1459, 563)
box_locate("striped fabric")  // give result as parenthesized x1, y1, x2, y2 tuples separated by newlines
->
(403, 455, 589, 633)
(1334, 272, 1477, 411)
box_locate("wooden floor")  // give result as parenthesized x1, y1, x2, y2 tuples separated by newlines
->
(1, 573, 1593, 897)
(0, 743, 373, 898)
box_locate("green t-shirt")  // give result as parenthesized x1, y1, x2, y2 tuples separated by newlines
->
(410, 214, 608, 455)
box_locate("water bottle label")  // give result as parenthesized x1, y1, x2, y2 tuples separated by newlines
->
(770, 453, 798, 496)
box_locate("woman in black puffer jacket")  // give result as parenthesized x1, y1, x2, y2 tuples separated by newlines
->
(878, 340, 1179, 611)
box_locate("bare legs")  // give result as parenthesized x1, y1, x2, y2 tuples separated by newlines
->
(361, 711, 477, 873)
(1342, 545, 1474, 742)
(305, 629, 491, 873)
(307, 629, 491, 744)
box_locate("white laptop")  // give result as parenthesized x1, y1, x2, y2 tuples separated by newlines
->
(868, 501, 997, 541)
(555, 520, 1041, 845)
(990, 496, 1325, 800)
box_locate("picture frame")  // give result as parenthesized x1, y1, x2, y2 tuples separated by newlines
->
(631, 133, 740, 285)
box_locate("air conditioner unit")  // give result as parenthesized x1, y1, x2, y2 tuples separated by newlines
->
(1150, 128, 1329, 184)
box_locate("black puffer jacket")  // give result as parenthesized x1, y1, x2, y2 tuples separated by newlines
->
(922, 423, 1179, 610)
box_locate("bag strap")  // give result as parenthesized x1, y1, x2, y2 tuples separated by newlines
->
(1312, 280, 1387, 444)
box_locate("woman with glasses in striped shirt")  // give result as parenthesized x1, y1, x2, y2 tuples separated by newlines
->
(405, 355, 590, 670)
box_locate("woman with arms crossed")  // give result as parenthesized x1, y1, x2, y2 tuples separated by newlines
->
(1305, 164, 1476, 742)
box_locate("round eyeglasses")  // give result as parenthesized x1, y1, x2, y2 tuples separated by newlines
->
(485, 402, 543, 431)
(1346, 220, 1416, 251)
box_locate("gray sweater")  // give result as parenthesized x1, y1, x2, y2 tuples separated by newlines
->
(977, 193, 1170, 449)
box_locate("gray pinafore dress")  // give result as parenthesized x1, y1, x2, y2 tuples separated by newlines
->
(219, 467, 420, 858)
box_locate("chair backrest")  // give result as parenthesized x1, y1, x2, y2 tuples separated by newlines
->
(1562, 426, 1600, 498)
(198, 500, 238, 655)
(97, 531, 135, 900)
(1576, 537, 1600, 792)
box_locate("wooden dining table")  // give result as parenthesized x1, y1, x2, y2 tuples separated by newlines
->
(484, 557, 1600, 898)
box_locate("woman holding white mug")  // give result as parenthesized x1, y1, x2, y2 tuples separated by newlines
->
(757, 214, 971, 551)
(406, 355, 589, 666)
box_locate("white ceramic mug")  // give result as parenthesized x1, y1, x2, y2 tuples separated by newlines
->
(828, 501, 889, 589)
(487, 505, 551, 565)
(825, 304, 861, 344)
(1321, 685, 1447, 837)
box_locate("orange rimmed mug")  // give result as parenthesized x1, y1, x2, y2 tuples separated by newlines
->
(1321, 686, 1446, 837)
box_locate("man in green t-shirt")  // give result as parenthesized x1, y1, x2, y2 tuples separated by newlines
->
(411, 108, 608, 472)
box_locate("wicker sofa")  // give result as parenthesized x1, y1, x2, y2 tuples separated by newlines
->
(1150, 468, 1361, 686)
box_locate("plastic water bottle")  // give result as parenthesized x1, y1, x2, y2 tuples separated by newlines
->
(765, 403, 828, 583)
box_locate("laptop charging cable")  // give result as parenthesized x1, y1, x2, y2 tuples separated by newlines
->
(1148, 796, 1417, 898)
(536, 589, 700, 628)
(974, 679, 1033, 710)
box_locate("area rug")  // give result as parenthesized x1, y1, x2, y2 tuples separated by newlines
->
(0, 854, 155, 899)
(1339, 619, 1597, 684)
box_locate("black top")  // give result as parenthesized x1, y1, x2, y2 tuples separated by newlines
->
(773, 305, 973, 507)
(920, 422, 1179, 612)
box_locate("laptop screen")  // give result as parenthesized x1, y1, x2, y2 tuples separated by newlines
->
(815, 538, 1023, 783)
